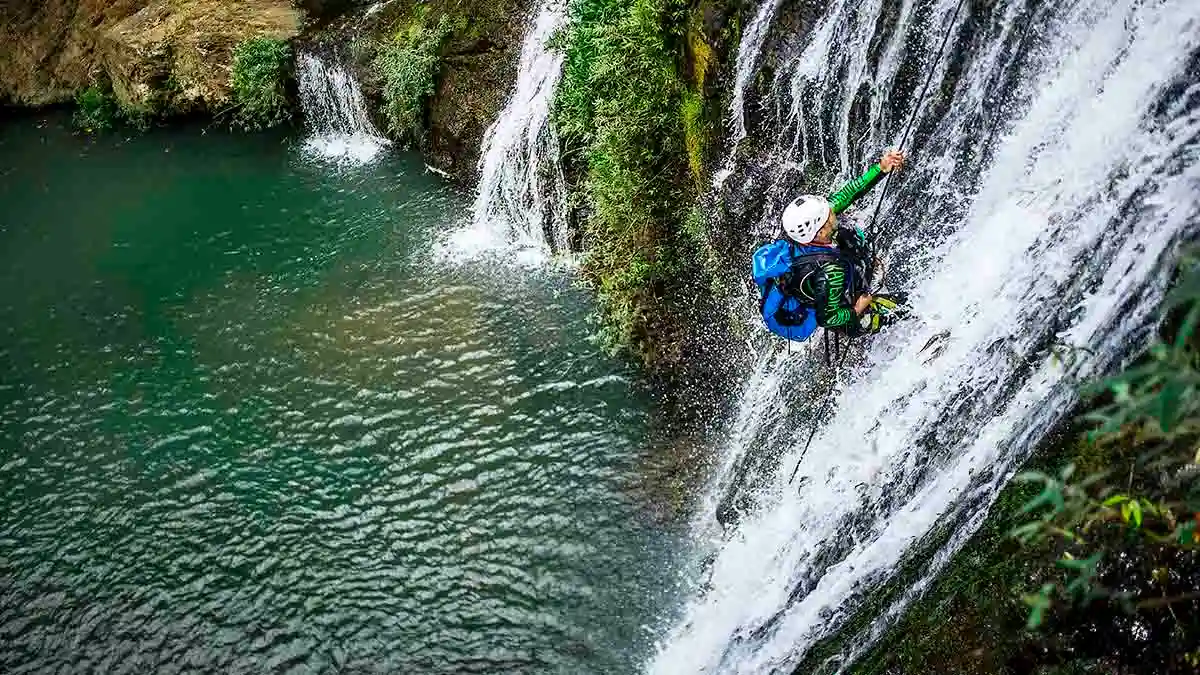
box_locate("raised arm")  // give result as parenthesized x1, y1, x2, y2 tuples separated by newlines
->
(827, 164, 884, 214)
(827, 149, 906, 213)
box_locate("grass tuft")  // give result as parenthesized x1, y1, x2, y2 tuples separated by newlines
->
(230, 37, 293, 131)
(374, 14, 452, 145)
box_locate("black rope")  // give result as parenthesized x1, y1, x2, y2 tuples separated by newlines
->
(864, 0, 972, 285)
(787, 422, 821, 484)
(792, 0, 977, 489)
(787, 373, 843, 485)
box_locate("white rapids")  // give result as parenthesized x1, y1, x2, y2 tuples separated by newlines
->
(296, 49, 390, 164)
(649, 0, 1200, 672)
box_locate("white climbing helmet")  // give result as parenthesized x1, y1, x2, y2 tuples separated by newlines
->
(780, 195, 831, 243)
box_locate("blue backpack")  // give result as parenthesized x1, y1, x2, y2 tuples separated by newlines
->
(752, 240, 835, 342)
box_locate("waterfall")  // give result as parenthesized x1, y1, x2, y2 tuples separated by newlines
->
(465, 0, 570, 255)
(651, 0, 1200, 671)
(296, 49, 389, 164)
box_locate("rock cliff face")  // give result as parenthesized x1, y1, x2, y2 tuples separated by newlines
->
(1, 0, 527, 183)
(1, 0, 301, 112)
(353, 0, 529, 181)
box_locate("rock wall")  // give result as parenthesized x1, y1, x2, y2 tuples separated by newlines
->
(352, 0, 530, 181)
(0, 0, 531, 184)
(1, 0, 301, 112)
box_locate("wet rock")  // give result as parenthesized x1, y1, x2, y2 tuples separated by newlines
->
(1, 0, 301, 113)
(352, 0, 529, 183)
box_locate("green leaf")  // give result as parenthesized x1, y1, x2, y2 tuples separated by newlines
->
(1127, 500, 1143, 528)
(1021, 584, 1055, 630)
(1059, 463, 1076, 481)
(1102, 494, 1130, 507)
(1179, 520, 1198, 545)
(1025, 604, 1045, 630)
(1057, 555, 1087, 570)
(1021, 484, 1067, 516)
(1009, 521, 1044, 542)
(1057, 552, 1101, 573)
(1159, 379, 1183, 432)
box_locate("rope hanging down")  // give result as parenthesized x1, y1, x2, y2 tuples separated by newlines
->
(863, 0, 971, 286)
(794, 0, 971, 484)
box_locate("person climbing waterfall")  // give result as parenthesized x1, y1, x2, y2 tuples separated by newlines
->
(752, 149, 910, 341)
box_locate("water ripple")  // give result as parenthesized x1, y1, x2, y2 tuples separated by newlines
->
(0, 115, 684, 674)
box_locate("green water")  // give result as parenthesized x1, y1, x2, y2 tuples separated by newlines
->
(0, 114, 682, 673)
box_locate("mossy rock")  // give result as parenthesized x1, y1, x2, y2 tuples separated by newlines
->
(355, 0, 530, 181)
(100, 0, 302, 117)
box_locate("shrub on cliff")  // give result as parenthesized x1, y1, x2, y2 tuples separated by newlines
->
(553, 0, 706, 358)
(374, 15, 452, 145)
(1003, 258, 1200, 671)
(230, 37, 293, 131)
(73, 85, 119, 133)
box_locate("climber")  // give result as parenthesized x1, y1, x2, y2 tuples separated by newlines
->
(752, 149, 910, 342)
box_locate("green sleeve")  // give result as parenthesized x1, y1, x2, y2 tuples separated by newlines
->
(828, 163, 884, 214)
(820, 262, 855, 327)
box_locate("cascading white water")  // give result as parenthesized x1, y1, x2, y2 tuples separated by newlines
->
(726, 0, 785, 148)
(462, 0, 570, 257)
(651, 0, 1200, 672)
(296, 50, 389, 164)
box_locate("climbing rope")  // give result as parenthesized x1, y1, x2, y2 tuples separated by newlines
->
(795, 0, 973, 486)
(864, 0, 972, 287)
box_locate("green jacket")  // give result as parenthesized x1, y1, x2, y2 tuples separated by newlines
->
(800, 163, 885, 328)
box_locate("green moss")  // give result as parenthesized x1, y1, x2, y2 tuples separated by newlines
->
(553, 0, 705, 358)
(230, 37, 292, 131)
(373, 13, 452, 145)
(74, 77, 178, 134)
(843, 474, 1052, 675)
(682, 16, 714, 184)
(73, 84, 120, 133)
(681, 90, 706, 184)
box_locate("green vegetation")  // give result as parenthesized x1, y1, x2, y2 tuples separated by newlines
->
(682, 18, 715, 185)
(230, 37, 292, 131)
(73, 84, 120, 133)
(553, 0, 720, 360)
(373, 13, 452, 144)
(849, 258, 1200, 675)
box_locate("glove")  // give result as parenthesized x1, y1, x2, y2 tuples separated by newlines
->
(869, 292, 909, 317)
(853, 227, 867, 248)
(836, 226, 868, 253)
(859, 311, 898, 334)
(859, 293, 910, 334)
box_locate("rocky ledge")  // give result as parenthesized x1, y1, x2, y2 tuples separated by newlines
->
(1, 1, 302, 114)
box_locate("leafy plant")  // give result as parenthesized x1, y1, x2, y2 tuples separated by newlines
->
(73, 85, 119, 133)
(230, 37, 293, 131)
(553, 0, 709, 357)
(1010, 256, 1200, 628)
(373, 14, 452, 144)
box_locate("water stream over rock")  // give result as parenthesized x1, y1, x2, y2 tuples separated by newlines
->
(467, 0, 570, 257)
(296, 48, 390, 164)
(651, 0, 1200, 671)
